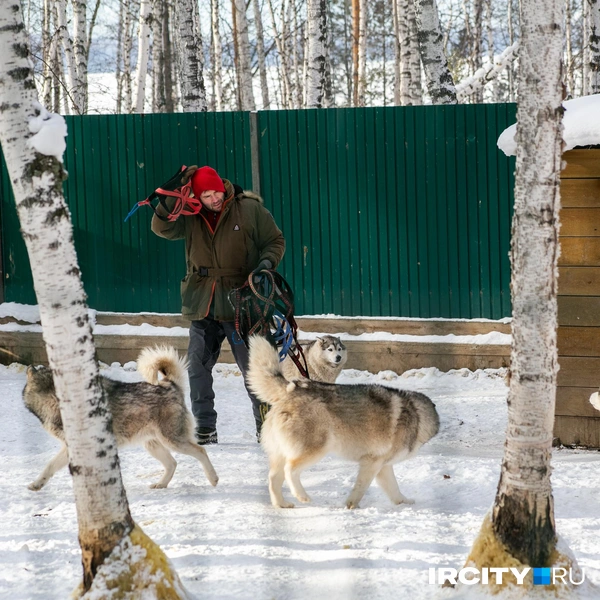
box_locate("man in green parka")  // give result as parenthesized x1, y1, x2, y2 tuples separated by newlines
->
(151, 165, 285, 444)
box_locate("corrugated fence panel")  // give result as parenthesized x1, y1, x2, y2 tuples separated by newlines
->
(0, 112, 252, 313)
(258, 103, 516, 318)
(1, 105, 515, 318)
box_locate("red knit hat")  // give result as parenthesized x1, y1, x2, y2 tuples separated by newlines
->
(191, 166, 226, 197)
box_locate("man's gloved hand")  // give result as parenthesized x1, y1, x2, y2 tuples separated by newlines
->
(252, 259, 272, 283)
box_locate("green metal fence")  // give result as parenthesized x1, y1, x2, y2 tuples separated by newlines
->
(0, 104, 516, 318)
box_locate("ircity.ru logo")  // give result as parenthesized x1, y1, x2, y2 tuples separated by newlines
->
(428, 567, 585, 586)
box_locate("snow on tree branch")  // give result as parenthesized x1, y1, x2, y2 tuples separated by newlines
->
(456, 42, 519, 102)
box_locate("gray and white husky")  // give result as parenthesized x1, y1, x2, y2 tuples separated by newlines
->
(22, 346, 218, 491)
(247, 335, 439, 509)
(281, 335, 347, 383)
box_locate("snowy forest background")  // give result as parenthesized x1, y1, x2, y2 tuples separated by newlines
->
(26, 0, 600, 116)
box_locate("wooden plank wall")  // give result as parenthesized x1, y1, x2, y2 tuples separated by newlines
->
(556, 149, 600, 446)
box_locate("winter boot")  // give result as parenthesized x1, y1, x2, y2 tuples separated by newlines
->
(196, 426, 218, 445)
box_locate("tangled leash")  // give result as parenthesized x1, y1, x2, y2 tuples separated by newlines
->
(124, 165, 201, 222)
(229, 270, 309, 378)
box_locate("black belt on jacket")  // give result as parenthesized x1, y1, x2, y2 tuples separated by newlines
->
(193, 267, 244, 277)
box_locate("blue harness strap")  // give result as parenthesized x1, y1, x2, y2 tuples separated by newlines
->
(229, 270, 309, 378)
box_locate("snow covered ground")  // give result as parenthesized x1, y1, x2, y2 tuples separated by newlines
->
(1, 353, 600, 599)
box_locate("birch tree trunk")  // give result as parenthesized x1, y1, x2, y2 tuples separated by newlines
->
(471, 0, 484, 102)
(211, 0, 224, 111)
(462, 0, 582, 591)
(566, 0, 575, 97)
(588, 0, 600, 94)
(163, 0, 175, 113)
(306, 0, 328, 107)
(393, 0, 402, 104)
(508, 0, 516, 101)
(291, 0, 303, 109)
(357, 0, 367, 106)
(72, 0, 88, 114)
(583, 0, 590, 96)
(233, 0, 256, 110)
(0, 4, 189, 596)
(397, 0, 423, 105)
(352, 0, 359, 105)
(133, 0, 153, 113)
(174, 0, 207, 112)
(413, 0, 457, 104)
(56, 0, 77, 114)
(152, 0, 165, 112)
(253, 0, 271, 109)
(485, 0, 497, 102)
(41, 0, 55, 109)
(492, 0, 564, 565)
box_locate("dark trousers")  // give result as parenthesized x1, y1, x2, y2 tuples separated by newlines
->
(188, 318, 268, 434)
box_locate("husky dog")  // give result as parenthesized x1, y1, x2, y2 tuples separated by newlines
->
(247, 336, 439, 509)
(23, 346, 218, 491)
(281, 335, 348, 383)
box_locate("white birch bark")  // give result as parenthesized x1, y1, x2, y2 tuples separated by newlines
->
(459, 0, 583, 589)
(292, 0, 302, 109)
(413, 0, 457, 104)
(306, 0, 328, 107)
(233, 0, 256, 111)
(566, 0, 575, 97)
(393, 0, 402, 105)
(508, 0, 516, 101)
(210, 0, 224, 111)
(41, 0, 54, 109)
(357, 0, 367, 106)
(133, 0, 153, 113)
(0, 3, 132, 588)
(351, 0, 359, 105)
(124, 3, 135, 113)
(588, 0, 600, 94)
(583, 0, 590, 96)
(174, 0, 207, 112)
(252, 0, 271, 109)
(151, 0, 164, 112)
(485, 0, 497, 102)
(455, 42, 518, 102)
(163, 1, 175, 113)
(492, 0, 564, 567)
(398, 0, 423, 105)
(56, 0, 77, 114)
(0, 5, 190, 595)
(471, 0, 483, 102)
(72, 0, 88, 114)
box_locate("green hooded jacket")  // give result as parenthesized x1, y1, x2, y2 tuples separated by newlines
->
(151, 179, 285, 321)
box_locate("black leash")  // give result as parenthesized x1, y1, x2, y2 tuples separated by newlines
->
(229, 270, 309, 379)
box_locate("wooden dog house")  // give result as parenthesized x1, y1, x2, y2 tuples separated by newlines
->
(554, 149, 600, 447)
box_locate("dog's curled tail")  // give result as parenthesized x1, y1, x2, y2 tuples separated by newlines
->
(136, 345, 188, 389)
(247, 335, 299, 404)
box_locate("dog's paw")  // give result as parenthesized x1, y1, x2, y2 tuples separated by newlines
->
(27, 482, 43, 491)
(208, 474, 219, 487)
(397, 496, 415, 505)
(150, 482, 168, 489)
(273, 500, 295, 508)
(345, 500, 360, 509)
(296, 494, 311, 503)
